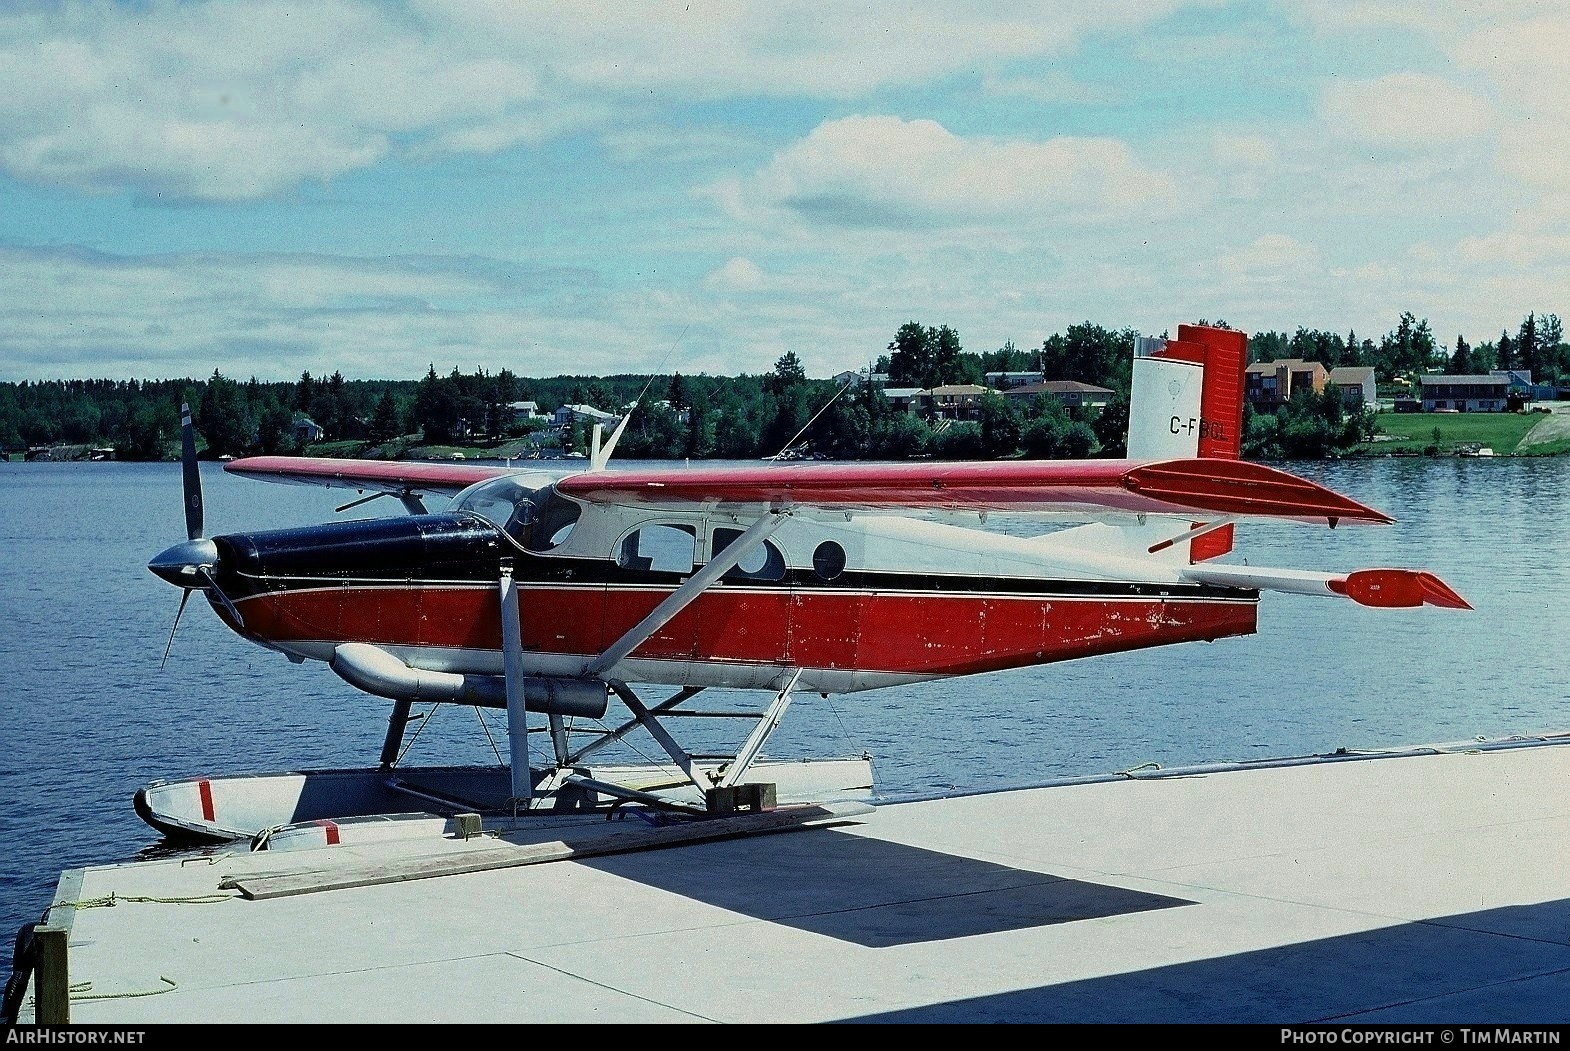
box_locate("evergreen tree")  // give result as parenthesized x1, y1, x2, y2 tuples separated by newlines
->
(1450, 335, 1472, 375)
(369, 390, 402, 443)
(294, 371, 315, 412)
(1519, 313, 1543, 381)
(196, 370, 254, 457)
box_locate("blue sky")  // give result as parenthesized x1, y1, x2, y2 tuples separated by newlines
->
(1, 0, 1564, 381)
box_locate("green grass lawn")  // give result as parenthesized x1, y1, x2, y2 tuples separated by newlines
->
(1362, 411, 1549, 455)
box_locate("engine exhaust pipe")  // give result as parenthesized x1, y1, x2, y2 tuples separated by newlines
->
(330, 643, 609, 718)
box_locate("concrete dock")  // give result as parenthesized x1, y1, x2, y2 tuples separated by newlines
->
(15, 734, 1570, 1024)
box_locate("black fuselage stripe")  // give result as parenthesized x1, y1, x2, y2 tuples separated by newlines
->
(221, 569, 1256, 603)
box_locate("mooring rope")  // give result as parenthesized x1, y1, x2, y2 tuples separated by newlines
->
(67, 976, 178, 1001)
(47, 891, 236, 918)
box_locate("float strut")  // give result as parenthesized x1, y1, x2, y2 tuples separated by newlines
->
(378, 698, 414, 769)
(500, 562, 531, 805)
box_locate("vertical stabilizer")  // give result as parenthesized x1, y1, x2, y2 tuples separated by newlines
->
(1127, 325, 1247, 461)
(1125, 323, 1250, 559)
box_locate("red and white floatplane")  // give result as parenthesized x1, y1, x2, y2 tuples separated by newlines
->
(139, 324, 1468, 850)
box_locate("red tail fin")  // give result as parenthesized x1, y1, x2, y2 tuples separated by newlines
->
(1149, 324, 1247, 460)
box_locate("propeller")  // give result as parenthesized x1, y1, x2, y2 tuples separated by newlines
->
(149, 402, 244, 666)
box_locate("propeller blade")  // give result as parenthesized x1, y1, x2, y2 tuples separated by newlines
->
(196, 567, 245, 629)
(180, 402, 204, 541)
(159, 589, 193, 670)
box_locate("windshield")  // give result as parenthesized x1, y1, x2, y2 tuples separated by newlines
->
(451, 476, 582, 553)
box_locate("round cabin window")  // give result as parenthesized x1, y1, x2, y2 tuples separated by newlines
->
(812, 540, 846, 581)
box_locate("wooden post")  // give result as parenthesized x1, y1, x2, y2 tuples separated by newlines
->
(33, 925, 69, 1024)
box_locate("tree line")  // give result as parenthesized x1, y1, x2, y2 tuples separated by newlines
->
(3, 309, 1563, 463)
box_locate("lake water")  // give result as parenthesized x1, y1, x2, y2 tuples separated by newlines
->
(2, 456, 1567, 970)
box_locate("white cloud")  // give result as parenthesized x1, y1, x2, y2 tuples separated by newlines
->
(418, 0, 1195, 97)
(0, 247, 638, 380)
(1319, 73, 1492, 144)
(1223, 234, 1322, 275)
(1458, 229, 1570, 268)
(743, 115, 1179, 230)
(0, 0, 1196, 202)
(705, 257, 766, 291)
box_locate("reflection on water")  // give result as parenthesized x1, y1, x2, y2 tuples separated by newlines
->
(0, 457, 1566, 951)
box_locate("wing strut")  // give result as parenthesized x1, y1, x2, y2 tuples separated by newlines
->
(582, 509, 790, 680)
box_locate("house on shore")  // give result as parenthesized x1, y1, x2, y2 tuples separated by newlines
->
(924, 384, 990, 421)
(1327, 366, 1378, 412)
(553, 404, 619, 429)
(1245, 358, 1328, 410)
(984, 371, 1045, 390)
(1002, 380, 1115, 412)
(507, 401, 544, 426)
(292, 415, 324, 444)
(1417, 374, 1510, 412)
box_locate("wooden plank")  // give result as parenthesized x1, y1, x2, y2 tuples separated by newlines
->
(222, 802, 873, 900)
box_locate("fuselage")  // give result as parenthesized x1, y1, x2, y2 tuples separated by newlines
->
(201, 497, 1259, 695)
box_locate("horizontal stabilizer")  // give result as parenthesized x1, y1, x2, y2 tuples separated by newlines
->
(1182, 564, 1471, 609)
(1330, 568, 1473, 610)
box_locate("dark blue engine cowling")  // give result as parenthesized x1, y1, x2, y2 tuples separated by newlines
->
(213, 513, 506, 594)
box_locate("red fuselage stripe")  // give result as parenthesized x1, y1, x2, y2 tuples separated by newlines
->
(232, 583, 1257, 677)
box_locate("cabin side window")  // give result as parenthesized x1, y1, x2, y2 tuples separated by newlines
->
(616, 524, 697, 574)
(711, 528, 786, 582)
(812, 540, 846, 581)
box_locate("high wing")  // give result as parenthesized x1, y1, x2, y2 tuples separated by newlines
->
(225, 454, 1390, 525)
(225, 455, 522, 502)
(555, 457, 1394, 525)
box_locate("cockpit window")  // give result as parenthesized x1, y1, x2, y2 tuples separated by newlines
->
(451, 477, 582, 553)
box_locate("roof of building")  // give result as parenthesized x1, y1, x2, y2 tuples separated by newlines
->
(1418, 374, 1509, 386)
(557, 403, 619, 419)
(927, 384, 989, 396)
(882, 387, 923, 399)
(1004, 380, 1115, 396)
(1246, 358, 1329, 375)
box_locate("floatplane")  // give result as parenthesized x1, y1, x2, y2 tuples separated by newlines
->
(139, 324, 1469, 849)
